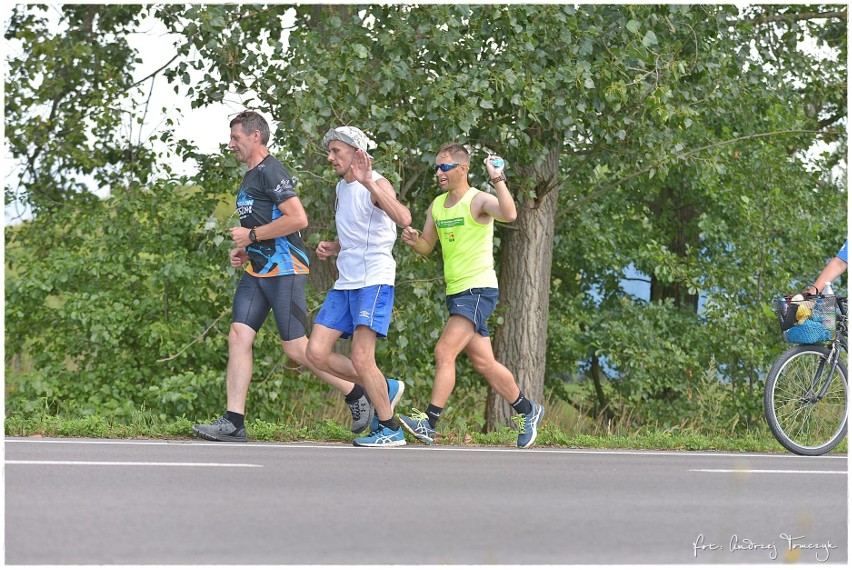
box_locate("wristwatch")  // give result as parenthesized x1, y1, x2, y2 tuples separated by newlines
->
(249, 228, 258, 244)
(489, 174, 507, 186)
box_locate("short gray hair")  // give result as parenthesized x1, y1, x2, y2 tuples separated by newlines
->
(230, 111, 271, 145)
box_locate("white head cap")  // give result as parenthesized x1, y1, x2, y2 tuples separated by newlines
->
(322, 126, 374, 157)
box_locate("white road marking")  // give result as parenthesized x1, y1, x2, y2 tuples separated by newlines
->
(4, 437, 847, 460)
(690, 468, 847, 475)
(5, 460, 261, 468)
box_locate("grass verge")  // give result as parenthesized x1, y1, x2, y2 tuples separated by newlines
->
(6, 412, 844, 454)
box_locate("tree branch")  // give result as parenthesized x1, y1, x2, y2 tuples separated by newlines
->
(156, 312, 227, 362)
(131, 53, 181, 88)
(745, 10, 846, 26)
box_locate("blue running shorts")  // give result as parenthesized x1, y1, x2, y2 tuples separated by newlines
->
(315, 285, 395, 339)
(445, 287, 499, 337)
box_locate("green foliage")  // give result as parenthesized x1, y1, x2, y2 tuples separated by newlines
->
(5, 180, 232, 419)
(4, 4, 847, 439)
(4, 5, 176, 214)
(542, 4, 846, 430)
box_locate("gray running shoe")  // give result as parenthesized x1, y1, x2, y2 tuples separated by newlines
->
(192, 416, 248, 443)
(349, 393, 375, 434)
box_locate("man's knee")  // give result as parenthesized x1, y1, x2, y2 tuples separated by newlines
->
(229, 323, 256, 348)
(469, 353, 496, 376)
(304, 339, 328, 369)
(350, 353, 375, 376)
(434, 342, 461, 368)
(349, 343, 377, 376)
(281, 339, 308, 366)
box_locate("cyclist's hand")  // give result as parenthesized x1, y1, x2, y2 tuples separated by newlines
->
(801, 285, 819, 297)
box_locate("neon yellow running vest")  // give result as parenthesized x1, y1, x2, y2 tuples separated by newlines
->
(432, 187, 499, 295)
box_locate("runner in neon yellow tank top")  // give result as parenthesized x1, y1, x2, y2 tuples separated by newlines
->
(399, 142, 545, 448)
(432, 187, 499, 294)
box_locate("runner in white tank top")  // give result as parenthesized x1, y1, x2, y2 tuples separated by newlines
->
(333, 170, 397, 289)
(307, 126, 413, 447)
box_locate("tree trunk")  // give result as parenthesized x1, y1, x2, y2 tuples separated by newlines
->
(650, 278, 699, 311)
(486, 145, 560, 430)
(590, 354, 612, 422)
(649, 185, 700, 311)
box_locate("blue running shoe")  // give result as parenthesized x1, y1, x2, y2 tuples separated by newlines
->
(353, 425, 406, 447)
(371, 378, 405, 432)
(399, 409, 436, 444)
(388, 378, 405, 410)
(514, 402, 544, 449)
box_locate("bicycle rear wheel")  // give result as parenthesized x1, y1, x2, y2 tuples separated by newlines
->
(764, 344, 848, 455)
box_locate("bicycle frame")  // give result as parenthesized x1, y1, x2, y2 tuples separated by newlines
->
(812, 297, 847, 402)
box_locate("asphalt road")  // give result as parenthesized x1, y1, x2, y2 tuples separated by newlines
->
(4, 437, 847, 565)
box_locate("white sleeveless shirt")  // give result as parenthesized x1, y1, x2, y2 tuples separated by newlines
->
(334, 171, 397, 289)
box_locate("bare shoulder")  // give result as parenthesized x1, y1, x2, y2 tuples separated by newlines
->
(471, 189, 498, 218)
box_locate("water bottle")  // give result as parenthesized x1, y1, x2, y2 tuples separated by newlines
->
(820, 282, 835, 332)
(485, 156, 505, 168)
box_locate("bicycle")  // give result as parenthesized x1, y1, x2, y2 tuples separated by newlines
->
(764, 292, 847, 455)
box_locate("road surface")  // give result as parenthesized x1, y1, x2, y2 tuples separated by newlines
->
(4, 437, 847, 564)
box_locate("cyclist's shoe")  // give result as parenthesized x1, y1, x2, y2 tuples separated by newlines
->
(371, 378, 405, 432)
(192, 416, 248, 443)
(353, 425, 406, 447)
(399, 409, 436, 444)
(348, 393, 374, 434)
(514, 402, 544, 449)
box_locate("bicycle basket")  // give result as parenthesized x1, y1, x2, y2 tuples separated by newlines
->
(774, 294, 836, 343)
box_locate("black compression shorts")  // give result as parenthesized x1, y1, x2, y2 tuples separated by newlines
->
(232, 273, 308, 341)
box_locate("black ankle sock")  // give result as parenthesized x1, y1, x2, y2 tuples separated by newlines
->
(345, 384, 365, 403)
(379, 417, 400, 431)
(225, 411, 245, 429)
(511, 393, 533, 415)
(426, 404, 443, 429)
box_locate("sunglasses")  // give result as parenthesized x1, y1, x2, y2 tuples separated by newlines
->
(433, 163, 461, 173)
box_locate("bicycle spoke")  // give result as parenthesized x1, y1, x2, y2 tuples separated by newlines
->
(765, 345, 848, 455)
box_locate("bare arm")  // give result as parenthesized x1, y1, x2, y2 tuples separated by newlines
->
(401, 204, 438, 256)
(478, 155, 517, 223)
(351, 149, 412, 228)
(805, 256, 848, 294)
(230, 196, 309, 248)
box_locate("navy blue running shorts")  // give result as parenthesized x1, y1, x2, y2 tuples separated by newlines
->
(445, 287, 499, 337)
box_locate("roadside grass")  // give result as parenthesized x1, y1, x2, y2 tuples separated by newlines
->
(5, 411, 841, 454)
(5, 384, 845, 454)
